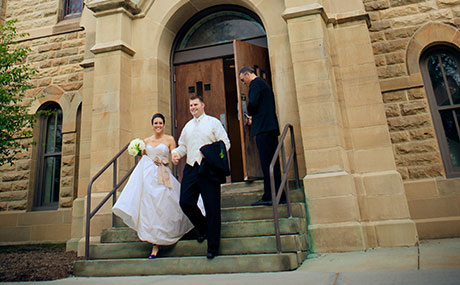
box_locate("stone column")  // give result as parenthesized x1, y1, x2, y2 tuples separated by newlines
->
(67, 1, 138, 255)
(283, 1, 417, 252)
(283, 3, 365, 252)
(328, 1, 418, 248)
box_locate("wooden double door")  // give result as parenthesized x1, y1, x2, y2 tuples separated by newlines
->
(174, 40, 271, 182)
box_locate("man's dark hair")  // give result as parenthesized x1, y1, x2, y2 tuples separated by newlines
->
(151, 113, 165, 125)
(239, 66, 255, 75)
(190, 95, 204, 103)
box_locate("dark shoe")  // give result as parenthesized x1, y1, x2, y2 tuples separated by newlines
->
(206, 252, 218, 259)
(251, 199, 272, 206)
(197, 233, 207, 243)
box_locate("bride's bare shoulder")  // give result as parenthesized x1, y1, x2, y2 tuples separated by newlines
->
(165, 135, 176, 147)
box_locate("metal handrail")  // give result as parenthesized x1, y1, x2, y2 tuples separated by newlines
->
(270, 124, 300, 254)
(84, 143, 139, 259)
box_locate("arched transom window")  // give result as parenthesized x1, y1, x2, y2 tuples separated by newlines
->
(178, 10, 265, 50)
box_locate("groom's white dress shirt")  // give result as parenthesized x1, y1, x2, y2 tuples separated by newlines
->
(172, 113, 230, 166)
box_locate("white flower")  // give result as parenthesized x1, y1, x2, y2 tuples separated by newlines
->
(128, 138, 145, 156)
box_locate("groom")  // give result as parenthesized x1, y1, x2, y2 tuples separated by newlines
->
(172, 96, 230, 259)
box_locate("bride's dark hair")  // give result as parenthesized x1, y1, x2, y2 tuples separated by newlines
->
(151, 113, 165, 125)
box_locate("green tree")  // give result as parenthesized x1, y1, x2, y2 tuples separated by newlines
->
(0, 19, 37, 166)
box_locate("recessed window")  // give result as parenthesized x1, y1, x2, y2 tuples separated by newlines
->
(421, 46, 460, 177)
(62, 0, 84, 20)
(34, 103, 63, 210)
(178, 10, 265, 50)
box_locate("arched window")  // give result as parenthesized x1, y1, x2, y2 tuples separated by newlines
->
(421, 46, 460, 178)
(178, 10, 265, 50)
(33, 103, 63, 210)
(173, 5, 266, 65)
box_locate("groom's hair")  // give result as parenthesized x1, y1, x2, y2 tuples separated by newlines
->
(190, 95, 204, 104)
(151, 113, 165, 125)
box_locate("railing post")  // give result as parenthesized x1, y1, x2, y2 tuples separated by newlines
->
(84, 143, 130, 260)
(112, 160, 117, 227)
(269, 124, 300, 255)
(85, 183, 91, 259)
(290, 125, 300, 188)
(270, 169, 281, 254)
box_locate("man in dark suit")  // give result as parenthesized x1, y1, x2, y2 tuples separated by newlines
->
(239, 66, 284, 206)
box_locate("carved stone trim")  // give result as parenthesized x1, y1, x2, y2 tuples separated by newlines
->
(282, 4, 370, 27)
(80, 58, 95, 68)
(331, 11, 370, 28)
(18, 18, 83, 42)
(86, 0, 141, 16)
(406, 22, 460, 76)
(379, 73, 424, 93)
(90, 40, 136, 56)
(282, 3, 329, 24)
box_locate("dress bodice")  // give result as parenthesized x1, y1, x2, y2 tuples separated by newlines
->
(145, 143, 170, 161)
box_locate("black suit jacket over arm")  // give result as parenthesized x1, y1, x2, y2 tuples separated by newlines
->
(199, 141, 230, 184)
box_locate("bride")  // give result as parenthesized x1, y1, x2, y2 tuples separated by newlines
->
(113, 113, 204, 258)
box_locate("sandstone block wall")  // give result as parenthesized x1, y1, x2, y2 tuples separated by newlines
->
(364, 0, 460, 180)
(0, 0, 84, 214)
(5, 0, 60, 32)
(1, 0, 6, 23)
(0, 140, 32, 211)
(364, 0, 460, 239)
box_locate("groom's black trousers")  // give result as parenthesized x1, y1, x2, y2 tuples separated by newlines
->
(179, 163, 221, 254)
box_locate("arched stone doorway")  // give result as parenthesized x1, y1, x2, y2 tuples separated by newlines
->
(171, 5, 272, 182)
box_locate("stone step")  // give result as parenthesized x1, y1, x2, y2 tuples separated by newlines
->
(113, 202, 306, 228)
(221, 202, 306, 222)
(74, 253, 299, 277)
(102, 217, 307, 243)
(221, 187, 305, 208)
(220, 180, 302, 194)
(89, 234, 308, 259)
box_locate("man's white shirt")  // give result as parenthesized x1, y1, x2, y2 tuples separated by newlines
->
(172, 113, 230, 166)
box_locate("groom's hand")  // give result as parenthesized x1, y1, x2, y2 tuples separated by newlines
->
(172, 152, 180, 165)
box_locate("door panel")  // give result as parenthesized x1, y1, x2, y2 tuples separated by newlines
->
(233, 40, 271, 180)
(174, 58, 227, 181)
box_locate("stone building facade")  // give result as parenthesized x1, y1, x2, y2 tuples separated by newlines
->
(0, 0, 459, 255)
(0, 0, 84, 244)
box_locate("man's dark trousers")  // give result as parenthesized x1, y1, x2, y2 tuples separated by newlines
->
(179, 163, 221, 255)
(256, 131, 283, 202)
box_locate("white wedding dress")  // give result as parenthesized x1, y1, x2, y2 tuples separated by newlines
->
(112, 143, 204, 245)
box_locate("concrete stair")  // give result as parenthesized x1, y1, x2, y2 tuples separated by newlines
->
(74, 181, 308, 276)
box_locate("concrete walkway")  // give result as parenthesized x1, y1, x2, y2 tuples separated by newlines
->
(9, 238, 460, 285)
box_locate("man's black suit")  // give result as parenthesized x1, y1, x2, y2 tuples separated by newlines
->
(247, 77, 283, 202)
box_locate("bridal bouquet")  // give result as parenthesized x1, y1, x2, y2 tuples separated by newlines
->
(128, 138, 145, 156)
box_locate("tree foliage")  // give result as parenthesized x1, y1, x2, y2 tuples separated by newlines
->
(0, 20, 37, 166)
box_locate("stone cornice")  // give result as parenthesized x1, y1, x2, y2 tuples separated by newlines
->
(18, 18, 83, 42)
(86, 0, 141, 16)
(80, 58, 95, 68)
(282, 3, 328, 24)
(330, 10, 371, 27)
(282, 4, 370, 27)
(379, 74, 424, 93)
(90, 40, 136, 56)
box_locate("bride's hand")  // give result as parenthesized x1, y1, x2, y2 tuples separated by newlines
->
(172, 153, 180, 165)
